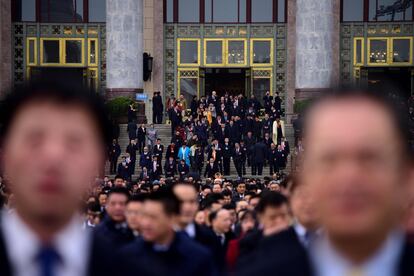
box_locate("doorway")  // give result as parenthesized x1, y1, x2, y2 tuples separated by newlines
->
(367, 67, 413, 99)
(30, 67, 86, 87)
(204, 68, 247, 97)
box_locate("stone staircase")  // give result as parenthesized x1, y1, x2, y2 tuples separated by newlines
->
(105, 123, 295, 179)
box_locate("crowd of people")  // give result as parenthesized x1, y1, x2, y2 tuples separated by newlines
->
(109, 90, 293, 182)
(1, 81, 414, 276)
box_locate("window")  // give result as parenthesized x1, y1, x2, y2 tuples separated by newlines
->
(13, 0, 108, 22)
(178, 39, 200, 65)
(342, 0, 413, 22)
(392, 38, 412, 64)
(354, 38, 364, 65)
(252, 69, 272, 101)
(14, 0, 36, 21)
(89, 0, 106, 22)
(166, 0, 174, 22)
(40, 38, 85, 66)
(227, 40, 246, 65)
(206, 0, 243, 23)
(251, 39, 273, 65)
(40, 0, 84, 22)
(371, 0, 412, 21)
(277, 0, 286, 22)
(205, 40, 224, 65)
(42, 39, 60, 64)
(367, 37, 413, 65)
(368, 38, 388, 65)
(88, 38, 98, 66)
(178, 0, 199, 22)
(65, 40, 83, 64)
(213, 0, 238, 22)
(178, 69, 199, 109)
(252, 0, 273, 22)
(27, 38, 37, 65)
(166, 0, 285, 23)
(343, 0, 364, 21)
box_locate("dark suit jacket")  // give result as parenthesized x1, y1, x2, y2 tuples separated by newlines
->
(193, 224, 222, 268)
(118, 232, 218, 276)
(237, 227, 414, 276)
(0, 214, 117, 276)
(94, 216, 135, 249)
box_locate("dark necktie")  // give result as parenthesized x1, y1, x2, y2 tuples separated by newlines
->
(36, 245, 61, 276)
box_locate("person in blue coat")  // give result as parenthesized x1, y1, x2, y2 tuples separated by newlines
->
(117, 190, 218, 276)
(178, 142, 191, 166)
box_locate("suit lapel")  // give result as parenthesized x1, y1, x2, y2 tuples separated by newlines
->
(398, 242, 414, 276)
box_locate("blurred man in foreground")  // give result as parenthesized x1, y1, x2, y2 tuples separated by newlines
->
(246, 89, 414, 276)
(0, 82, 115, 276)
(305, 90, 414, 276)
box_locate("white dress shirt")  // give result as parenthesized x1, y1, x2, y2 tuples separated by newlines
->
(1, 210, 92, 276)
(310, 230, 404, 276)
(184, 223, 196, 239)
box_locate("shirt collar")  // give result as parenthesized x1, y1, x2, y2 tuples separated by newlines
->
(311, 229, 405, 276)
(184, 223, 196, 239)
(2, 210, 91, 276)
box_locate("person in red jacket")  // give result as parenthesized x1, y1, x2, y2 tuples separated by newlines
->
(226, 210, 257, 273)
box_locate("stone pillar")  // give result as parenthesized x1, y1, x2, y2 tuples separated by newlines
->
(106, 0, 144, 99)
(286, 0, 297, 123)
(295, 0, 340, 99)
(0, 0, 12, 97)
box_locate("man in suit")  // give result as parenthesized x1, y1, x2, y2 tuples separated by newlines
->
(164, 156, 177, 178)
(152, 91, 164, 124)
(118, 190, 218, 276)
(204, 157, 219, 179)
(153, 138, 164, 165)
(243, 132, 255, 167)
(177, 159, 189, 181)
(263, 91, 273, 114)
(95, 187, 135, 249)
(172, 183, 222, 267)
(127, 120, 138, 141)
(126, 139, 138, 176)
(150, 156, 162, 181)
(237, 181, 317, 276)
(222, 138, 233, 176)
(0, 82, 116, 276)
(139, 146, 152, 169)
(109, 139, 121, 174)
(210, 208, 236, 269)
(137, 124, 147, 154)
(251, 140, 267, 175)
(233, 143, 244, 178)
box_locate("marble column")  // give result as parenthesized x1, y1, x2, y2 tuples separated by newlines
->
(0, 0, 12, 97)
(295, 0, 340, 99)
(106, 0, 144, 99)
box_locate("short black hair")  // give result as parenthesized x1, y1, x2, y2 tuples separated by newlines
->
(255, 191, 288, 214)
(145, 190, 180, 216)
(0, 81, 112, 150)
(128, 193, 147, 204)
(107, 187, 130, 200)
(302, 87, 411, 158)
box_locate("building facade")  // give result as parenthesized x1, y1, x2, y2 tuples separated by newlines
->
(1, 0, 413, 123)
